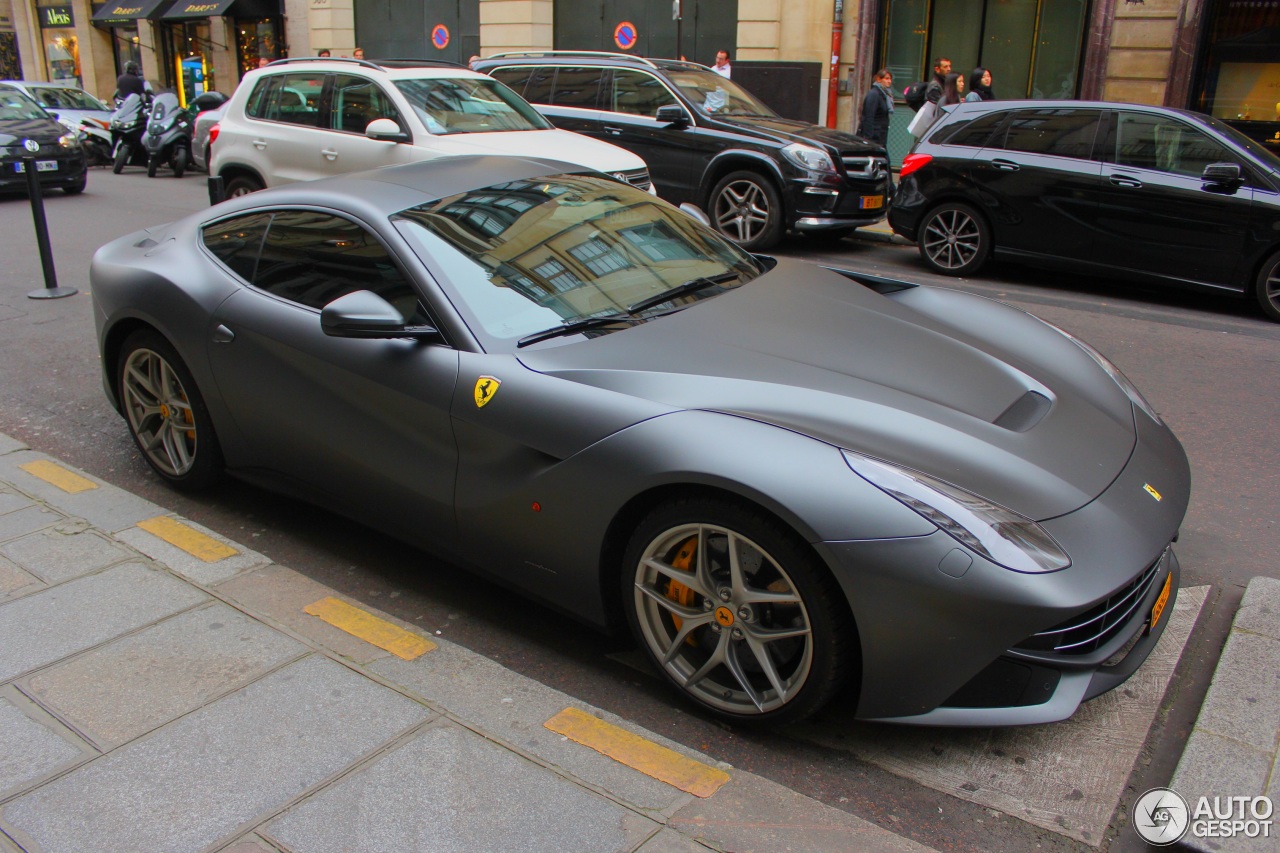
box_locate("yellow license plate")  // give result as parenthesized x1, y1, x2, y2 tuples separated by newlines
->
(859, 195, 884, 210)
(1149, 573, 1172, 633)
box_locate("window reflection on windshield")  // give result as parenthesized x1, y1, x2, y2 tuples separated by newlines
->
(393, 77, 552, 134)
(664, 69, 777, 118)
(0, 88, 51, 122)
(395, 174, 761, 345)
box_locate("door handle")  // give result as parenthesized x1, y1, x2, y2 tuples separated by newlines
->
(1109, 175, 1142, 188)
(321, 148, 338, 160)
(212, 324, 235, 344)
(603, 125, 623, 136)
(252, 138, 267, 150)
(991, 159, 1020, 172)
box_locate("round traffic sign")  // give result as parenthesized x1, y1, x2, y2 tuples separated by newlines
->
(614, 21, 637, 50)
(431, 24, 450, 50)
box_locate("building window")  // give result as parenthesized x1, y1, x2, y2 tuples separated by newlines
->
(1194, 0, 1280, 126)
(37, 1, 81, 86)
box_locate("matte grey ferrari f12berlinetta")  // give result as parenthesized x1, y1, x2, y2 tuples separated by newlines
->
(91, 155, 1189, 727)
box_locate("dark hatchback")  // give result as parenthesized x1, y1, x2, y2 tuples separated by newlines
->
(0, 84, 87, 195)
(888, 100, 1280, 321)
(475, 52, 891, 251)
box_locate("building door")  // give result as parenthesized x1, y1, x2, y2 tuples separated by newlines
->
(554, 0, 736, 67)
(356, 0, 479, 66)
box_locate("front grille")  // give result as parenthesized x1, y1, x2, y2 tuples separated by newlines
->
(612, 168, 652, 191)
(841, 155, 888, 178)
(1014, 553, 1165, 656)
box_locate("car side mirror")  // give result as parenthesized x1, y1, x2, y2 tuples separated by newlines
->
(1201, 162, 1241, 185)
(656, 104, 689, 127)
(321, 291, 439, 340)
(366, 118, 410, 143)
(678, 203, 710, 227)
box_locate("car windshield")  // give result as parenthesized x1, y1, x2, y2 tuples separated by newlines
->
(393, 77, 552, 134)
(28, 86, 108, 112)
(663, 68, 778, 118)
(394, 173, 761, 347)
(0, 87, 50, 122)
(1200, 114, 1280, 173)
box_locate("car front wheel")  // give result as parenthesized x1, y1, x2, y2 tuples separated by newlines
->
(622, 498, 854, 725)
(117, 330, 222, 490)
(918, 202, 991, 276)
(1255, 251, 1280, 323)
(710, 171, 784, 251)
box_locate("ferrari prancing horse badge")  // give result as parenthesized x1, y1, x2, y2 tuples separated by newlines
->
(474, 376, 500, 408)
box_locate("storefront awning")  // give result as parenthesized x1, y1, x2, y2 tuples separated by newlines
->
(161, 0, 237, 19)
(91, 0, 169, 24)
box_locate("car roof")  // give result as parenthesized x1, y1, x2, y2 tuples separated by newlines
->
(938, 98, 1216, 123)
(255, 57, 484, 81)
(475, 52, 708, 74)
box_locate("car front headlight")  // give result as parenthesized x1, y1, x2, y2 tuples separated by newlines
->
(781, 142, 837, 174)
(58, 133, 79, 148)
(843, 450, 1071, 573)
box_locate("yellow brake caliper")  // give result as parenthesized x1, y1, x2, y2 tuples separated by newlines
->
(665, 536, 699, 644)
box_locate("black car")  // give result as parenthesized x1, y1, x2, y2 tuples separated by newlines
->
(475, 52, 891, 251)
(0, 84, 87, 195)
(887, 99, 1280, 322)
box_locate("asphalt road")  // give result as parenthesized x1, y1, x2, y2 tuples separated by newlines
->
(1, 169, 1277, 853)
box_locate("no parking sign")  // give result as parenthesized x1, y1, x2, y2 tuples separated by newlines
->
(613, 21, 637, 50)
(431, 24, 450, 50)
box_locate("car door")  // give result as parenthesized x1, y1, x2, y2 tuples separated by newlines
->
(316, 73, 418, 175)
(600, 69, 705, 203)
(1088, 110, 1252, 287)
(202, 208, 460, 546)
(965, 108, 1105, 261)
(244, 72, 332, 185)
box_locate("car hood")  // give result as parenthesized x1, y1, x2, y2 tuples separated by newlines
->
(516, 259, 1138, 520)
(0, 118, 68, 147)
(715, 115, 882, 153)
(427, 128, 646, 174)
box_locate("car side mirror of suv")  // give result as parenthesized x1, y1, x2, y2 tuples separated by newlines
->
(366, 118, 410, 143)
(321, 291, 439, 340)
(1201, 162, 1242, 185)
(656, 104, 689, 127)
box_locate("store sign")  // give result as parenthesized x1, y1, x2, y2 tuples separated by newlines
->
(40, 6, 75, 27)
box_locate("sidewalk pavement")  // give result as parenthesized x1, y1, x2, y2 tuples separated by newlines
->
(0, 430, 936, 853)
(852, 218, 913, 247)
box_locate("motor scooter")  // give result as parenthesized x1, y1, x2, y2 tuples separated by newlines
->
(109, 93, 150, 174)
(143, 92, 194, 178)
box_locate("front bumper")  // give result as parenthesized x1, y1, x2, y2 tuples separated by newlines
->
(0, 150, 87, 192)
(787, 171, 893, 231)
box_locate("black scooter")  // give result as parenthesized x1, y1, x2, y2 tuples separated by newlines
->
(109, 93, 150, 174)
(143, 92, 194, 178)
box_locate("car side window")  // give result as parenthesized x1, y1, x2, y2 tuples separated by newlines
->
(550, 67, 605, 109)
(1113, 113, 1234, 178)
(255, 73, 326, 127)
(330, 74, 401, 134)
(996, 109, 1102, 160)
(930, 111, 1007, 147)
(202, 213, 272, 282)
(244, 76, 277, 119)
(611, 70, 678, 118)
(522, 67, 555, 105)
(489, 67, 533, 97)
(252, 210, 427, 322)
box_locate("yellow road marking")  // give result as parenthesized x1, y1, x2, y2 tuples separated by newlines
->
(19, 460, 98, 494)
(544, 707, 730, 798)
(303, 596, 436, 660)
(137, 516, 238, 562)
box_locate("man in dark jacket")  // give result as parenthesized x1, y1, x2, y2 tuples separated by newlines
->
(923, 56, 951, 105)
(856, 69, 893, 146)
(114, 62, 146, 101)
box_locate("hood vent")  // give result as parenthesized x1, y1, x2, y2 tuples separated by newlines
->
(994, 391, 1051, 432)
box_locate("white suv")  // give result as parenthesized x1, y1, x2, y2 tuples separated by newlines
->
(210, 58, 651, 197)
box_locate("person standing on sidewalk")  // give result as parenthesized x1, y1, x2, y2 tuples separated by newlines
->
(923, 56, 951, 107)
(712, 50, 732, 79)
(940, 72, 965, 107)
(856, 68, 894, 146)
(965, 67, 995, 102)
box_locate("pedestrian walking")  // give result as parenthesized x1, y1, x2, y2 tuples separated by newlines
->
(965, 67, 995, 102)
(856, 68, 894, 146)
(940, 72, 965, 107)
(923, 56, 951, 106)
(317, 49, 331, 57)
(353, 47, 365, 60)
(712, 50, 731, 79)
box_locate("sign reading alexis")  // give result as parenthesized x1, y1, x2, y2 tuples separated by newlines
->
(431, 24, 450, 50)
(40, 6, 74, 27)
(613, 21, 637, 50)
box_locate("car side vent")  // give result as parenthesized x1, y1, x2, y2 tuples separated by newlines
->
(994, 391, 1051, 432)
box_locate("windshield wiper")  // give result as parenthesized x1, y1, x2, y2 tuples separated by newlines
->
(516, 313, 634, 348)
(626, 272, 740, 315)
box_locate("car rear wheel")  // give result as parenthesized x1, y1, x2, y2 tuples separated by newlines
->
(918, 202, 990, 276)
(117, 330, 222, 490)
(224, 174, 262, 197)
(710, 171, 784, 251)
(1255, 251, 1280, 323)
(622, 498, 854, 725)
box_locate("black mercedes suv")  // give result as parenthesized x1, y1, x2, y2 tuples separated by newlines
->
(474, 51, 891, 250)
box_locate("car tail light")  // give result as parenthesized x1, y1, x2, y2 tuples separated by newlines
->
(209, 123, 220, 145)
(899, 153, 933, 179)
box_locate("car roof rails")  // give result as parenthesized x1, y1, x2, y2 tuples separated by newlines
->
(265, 57, 384, 71)
(482, 50, 659, 69)
(369, 58, 469, 70)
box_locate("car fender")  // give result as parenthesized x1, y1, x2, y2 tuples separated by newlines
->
(700, 150, 790, 211)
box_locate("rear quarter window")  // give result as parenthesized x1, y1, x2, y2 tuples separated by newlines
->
(996, 109, 1103, 160)
(929, 111, 1007, 147)
(202, 212, 272, 282)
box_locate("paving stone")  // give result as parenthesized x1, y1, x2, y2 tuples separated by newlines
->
(0, 492, 34, 516)
(0, 694, 86, 798)
(214, 834, 283, 853)
(1171, 729, 1273, 805)
(0, 434, 28, 456)
(24, 602, 307, 748)
(117, 520, 270, 586)
(670, 770, 935, 853)
(0, 452, 163, 533)
(1268, 749, 1279, 802)
(0, 506, 61, 544)
(0, 556, 41, 601)
(1, 655, 432, 853)
(0, 523, 132, 584)
(634, 828, 714, 852)
(1233, 577, 1280, 642)
(1192, 630, 1280, 752)
(0, 562, 207, 683)
(215, 564, 392, 665)
(265, 720, 658, 853)
(0, 828, 23, 852)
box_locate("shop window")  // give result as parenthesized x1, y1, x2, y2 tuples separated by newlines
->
(1194, 0, 1280, 126)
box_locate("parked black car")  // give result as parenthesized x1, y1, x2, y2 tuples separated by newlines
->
(475, 52, 891, 251)
(887, 99, 1280, 322)
(0, 84, 87, 195)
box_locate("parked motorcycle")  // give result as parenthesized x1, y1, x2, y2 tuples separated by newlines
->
(143, 92, 194, 178)
(109, 93, 150, 174)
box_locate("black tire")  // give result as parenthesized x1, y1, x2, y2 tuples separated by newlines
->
(172, 146, 187, 178)
(63, 174, 87, 195)
(917, 201, 991, 276)
(709, 170, 784, 251)
(116, 330, 223, 490)
(224, 175, 263, 197)
(621, 497, 855, 726)
(112, 143, 129, 174)
(146, 155, 159, 178)
(1255, 251, 1280, 323)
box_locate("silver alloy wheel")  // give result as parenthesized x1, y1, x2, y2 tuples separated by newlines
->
(922, 207, 982, 270)
(1263, 258, 1280, 317)
(121, 347, 198, 478)
(713, 179, 772, 244)
(633, 523, 814, 715)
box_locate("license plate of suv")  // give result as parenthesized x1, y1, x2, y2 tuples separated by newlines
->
(15, 160, 58, 173)
(860, 195, 883, 210)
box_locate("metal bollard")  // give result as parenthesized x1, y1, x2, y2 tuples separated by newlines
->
(24, 156, 78, 300)
(208, 174, 226, 206)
